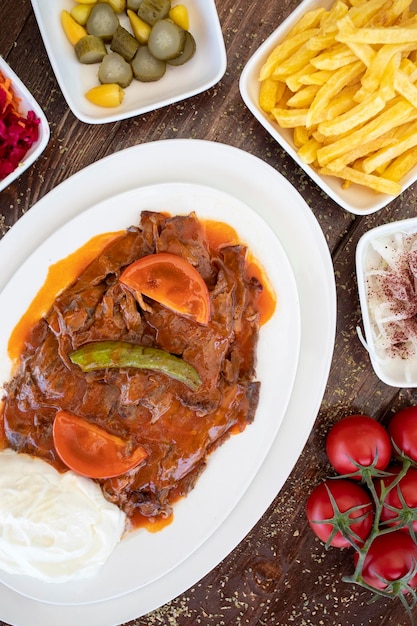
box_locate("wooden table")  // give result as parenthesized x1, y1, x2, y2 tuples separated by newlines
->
(2, 1, 417, 625)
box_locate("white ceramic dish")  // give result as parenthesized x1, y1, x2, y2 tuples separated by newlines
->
(239, 0, 417, 215)
(30, 0, 226, 124)
(0, 181, 301, 604)
(0, 57, 49, 192)
(356, 217, 417, 387)
(0, 139, 336, 625)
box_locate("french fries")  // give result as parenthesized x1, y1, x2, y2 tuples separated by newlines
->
(259, 0, 417, 196)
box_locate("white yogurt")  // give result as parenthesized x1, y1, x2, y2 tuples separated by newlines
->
(0, 448, 126, 582)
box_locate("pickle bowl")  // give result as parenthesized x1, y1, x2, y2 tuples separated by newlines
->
(30, 0, 227, 124)
(0, 57, 50, 193)
(239, 0, 417, 215)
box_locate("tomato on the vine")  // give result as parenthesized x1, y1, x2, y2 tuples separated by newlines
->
(388, 407, 417, 463)
(326, 414, 392, 478)
(376, 465, 417, 532)
(354, 531, 417, 593)
(306, 479, 374, 548)
(306, 405, 417, 612)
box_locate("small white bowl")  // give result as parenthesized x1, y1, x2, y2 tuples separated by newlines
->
(30, 0, 227, 124)
(0, 57, 49, 193)
(239, 0, 417, 215)
(356, 217, 417, 388)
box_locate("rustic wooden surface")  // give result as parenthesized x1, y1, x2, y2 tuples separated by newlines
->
(1, 1, 417, 625)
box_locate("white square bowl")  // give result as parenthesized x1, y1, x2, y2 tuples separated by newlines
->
(356, 217, 417, 387)
(239, 0, 417, 215)
(0, 57, 50, 193)
(30, 0, 227, 124)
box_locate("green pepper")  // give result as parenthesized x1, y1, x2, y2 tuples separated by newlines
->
(69, 340, 202, 391)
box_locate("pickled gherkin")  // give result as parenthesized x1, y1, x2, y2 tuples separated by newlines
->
(127, 0, 144, 9)
(75, 34, 107, 64)
(167, 31, 196, 66)
(148, 19, 186, 61)
(131, 46, 166, 81)
(110, 25, 139, 61)
(137, 0, 171, 26)
(98, 52, 133, 88)
(86, 3, 119, 41)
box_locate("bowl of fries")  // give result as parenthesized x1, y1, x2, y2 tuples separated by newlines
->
(240, 0, 417, 215)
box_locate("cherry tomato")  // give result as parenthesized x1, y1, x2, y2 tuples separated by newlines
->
(376, 465, 417, 532)
(388, 406, 417, 462)
(355, 531, 417, 593)
(53, 410, 148, 479)
(326, 414, 392, 478)
(119, 253, 210, 325)
(306, 479, 374, 548)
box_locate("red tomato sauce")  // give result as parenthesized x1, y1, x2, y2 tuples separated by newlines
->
(7, 232, 124, 367)
(204, 219, 276, 325)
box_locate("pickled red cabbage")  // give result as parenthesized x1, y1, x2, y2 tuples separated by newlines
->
(0, 72, 40, 181)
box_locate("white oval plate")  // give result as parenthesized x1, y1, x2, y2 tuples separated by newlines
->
(0, 182, 300, 605)
(239, 0, 415, 215)
(30, 0, 226, 124)
(0, 139, 336, 625)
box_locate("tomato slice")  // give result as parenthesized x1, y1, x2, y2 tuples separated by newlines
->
(52, 410, 148, 479)
(119, 253, 210, 325)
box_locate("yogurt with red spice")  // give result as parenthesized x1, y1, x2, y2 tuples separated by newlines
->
(356, 220, 417, 386)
